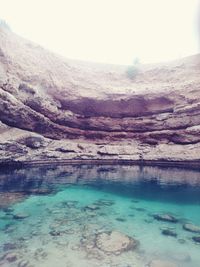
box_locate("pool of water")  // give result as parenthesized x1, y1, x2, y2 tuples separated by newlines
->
(0, 164, 200, 267)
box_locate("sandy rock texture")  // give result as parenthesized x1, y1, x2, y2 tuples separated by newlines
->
(95, 231, 138, 254)
(0, 25, 200, 165)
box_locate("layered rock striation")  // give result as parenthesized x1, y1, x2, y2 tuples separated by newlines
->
(0, 25, 200, 165)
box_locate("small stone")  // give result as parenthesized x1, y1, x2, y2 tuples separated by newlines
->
(2, 252, 18, 262)
(94, 199, 115, 206)
(192, 236, 200, 243)
(23, 136, 46, 149)
(144, 219, 153, 223)
(135, 207, 146, 212)
(64, 229, 74, 234)
(178, 239, 186, 244)
(183, 223, 200, 234)
(3, 243, 17, 251)
(161, 229, 177, 238)
(49, 230, 61, 236)
(86, 244, 94, 249)
(153, 214, 178, 223)
(62, 201, 78, 208)
(116, 217, 126, 222)
(3, 207, 14, 213)
(13, 213, 29, 220)
(18, 260, 30, 267)
(84, 205, 100, 211)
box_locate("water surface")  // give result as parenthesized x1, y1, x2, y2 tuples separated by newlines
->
(0, 164, 200, 267)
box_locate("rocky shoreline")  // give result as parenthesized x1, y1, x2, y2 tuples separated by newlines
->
(1, 159, 200, 170)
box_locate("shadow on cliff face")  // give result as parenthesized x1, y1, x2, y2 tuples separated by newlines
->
(57, 96, 174, 118)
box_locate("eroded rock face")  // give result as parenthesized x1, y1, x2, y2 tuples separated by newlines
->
(0, 26, 200, 164)
(95, 231, 138, 254)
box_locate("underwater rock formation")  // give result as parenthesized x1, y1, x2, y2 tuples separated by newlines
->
(0, 24, 200, 165)
(153, 214, 178, 223)
(95, 231, 138, 254)
(183, 223, 200, 234)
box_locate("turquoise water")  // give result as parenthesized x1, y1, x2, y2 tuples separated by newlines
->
(0, 165, 200, 267)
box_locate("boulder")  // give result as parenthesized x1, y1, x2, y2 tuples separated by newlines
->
(153, 214, 178, 223)
(161, 229, 177, 237)
(1, 252, 18, 262)
(192, 236, 200, 243)
(95, 231, 138, 254)
(183, 223, 200, 234)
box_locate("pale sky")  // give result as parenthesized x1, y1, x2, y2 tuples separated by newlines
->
(0, 0, 199, 65)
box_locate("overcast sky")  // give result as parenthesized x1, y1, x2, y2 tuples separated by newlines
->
(0, 0, 199, 65)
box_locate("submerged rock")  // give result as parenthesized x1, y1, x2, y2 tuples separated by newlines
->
(84, 205, 100, 211)
(183, 223, 200, 234)
(49, 230, 62, 236)
(3, 243, 17, 251)
(1, 252, 18, 262)
(116, 217, 126, 222)
(192, 236, 200, 243)
(153, 214, 178, 223)
(94, 199, 115, 206)
(3, 207, 14, 213)
(161, 229, 177, 237)
(62, 200, 78, 208)
(18, 260, 30, 267)
(178, 239, 186, 244)
(95, 231, 138, 254)
(13, 213, 30, 219)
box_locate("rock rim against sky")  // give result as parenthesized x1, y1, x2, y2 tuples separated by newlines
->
(0, 25, 200, 165)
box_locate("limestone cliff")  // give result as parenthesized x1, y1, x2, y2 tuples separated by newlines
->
(0, 25, 200, 165)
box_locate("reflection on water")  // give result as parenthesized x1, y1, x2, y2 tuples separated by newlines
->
(0, 164, 200, 267)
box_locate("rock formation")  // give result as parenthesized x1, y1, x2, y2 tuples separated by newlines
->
(95, 231, 138, 254)
(0, 24, 200, 165)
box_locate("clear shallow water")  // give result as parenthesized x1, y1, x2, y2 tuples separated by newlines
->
(0, 164, 200, 267)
